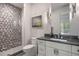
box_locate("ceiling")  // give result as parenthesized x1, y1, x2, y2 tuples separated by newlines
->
(10, 3, 68, 9)
(11, 3, 24, 8)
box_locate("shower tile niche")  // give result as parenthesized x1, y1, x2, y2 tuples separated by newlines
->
(0, 3, 22, 52)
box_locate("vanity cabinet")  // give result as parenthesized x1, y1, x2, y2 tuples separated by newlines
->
(46, 41, 72, 56)
(38, 39, 79, 56)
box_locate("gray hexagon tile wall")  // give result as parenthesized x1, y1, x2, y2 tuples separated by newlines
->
(0, 3, 22, 52)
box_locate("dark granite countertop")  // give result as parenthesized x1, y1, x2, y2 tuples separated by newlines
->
(37, 37, 79, 46)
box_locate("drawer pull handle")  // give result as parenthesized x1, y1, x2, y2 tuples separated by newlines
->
(77, 50, 79, 52)
(54, 49, 59, 55)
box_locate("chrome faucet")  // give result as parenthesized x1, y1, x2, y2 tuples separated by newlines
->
(58, 33, 61, 39)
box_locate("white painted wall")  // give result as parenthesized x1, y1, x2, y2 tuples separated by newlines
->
(31, 3, 51, 38)
(23, 3, 32, 45)
(0, 3, 32, 56)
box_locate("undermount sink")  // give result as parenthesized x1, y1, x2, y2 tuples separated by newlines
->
(50, 38, 67, 42)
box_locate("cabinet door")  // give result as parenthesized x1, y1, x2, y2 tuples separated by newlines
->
(38, 40, 46, 56)
(72, 45, 79, 54)
(46, 47, 54, 56)
(38, 45, 46, 56)
(72, 45, 79, 55)
(46, 47, 59, 56)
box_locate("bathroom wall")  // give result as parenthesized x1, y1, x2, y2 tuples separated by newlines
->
(0, 3, 22, 55)
(22, 3, 32, 46)
(0, 3, 32, 56)
(31, 3, 69, 37)
(31, 3, 51, 38)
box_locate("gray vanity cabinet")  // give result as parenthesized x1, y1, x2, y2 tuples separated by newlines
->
(38, 39, 72, 56)
(46, 41, 72, 56)
(38, 39, 79, 56)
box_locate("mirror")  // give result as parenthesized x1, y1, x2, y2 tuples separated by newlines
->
(60, 12, 70, 34)
(59, 3, 76, 35)
(50, 3, 70, 34)
(49, 3, 76, 35)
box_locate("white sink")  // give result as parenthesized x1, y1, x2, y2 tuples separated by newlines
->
(50, 38, 67, 42)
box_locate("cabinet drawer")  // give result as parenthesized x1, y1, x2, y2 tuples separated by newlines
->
(58, 50, 71, 56)
(72, 53, 79, 56)
(46, 41, 71, 52)
(46, 46, 71, 56)
(38, 40, 45, 46)
(53, 49, 71, 56)
(72, 45, 79, 54)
